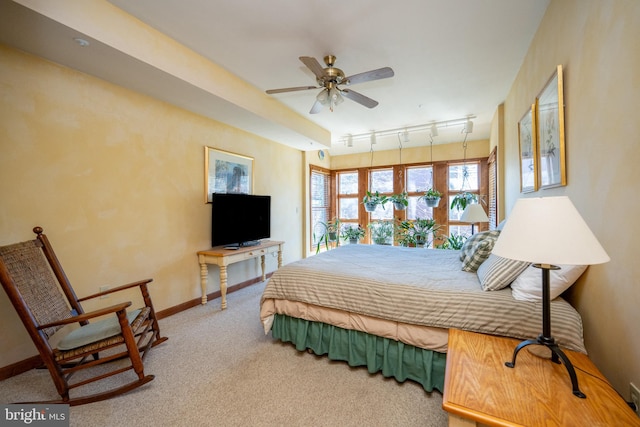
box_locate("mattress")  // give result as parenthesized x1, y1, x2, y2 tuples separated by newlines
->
(260, 244, 586, 353)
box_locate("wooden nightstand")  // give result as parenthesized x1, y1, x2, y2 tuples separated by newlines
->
(443, 329, 640, 426)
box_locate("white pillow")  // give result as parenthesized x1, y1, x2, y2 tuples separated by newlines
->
(511, 264, 588, 301)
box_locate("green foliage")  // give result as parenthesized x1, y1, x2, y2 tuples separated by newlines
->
(422, 188, 443, 199)
(389, 191, 409, 208)
(341, 224, 366, 241)
(395, 218, 440, 247)
(367, 221, 394, 244)
(314, 217, 341, 254)
(362, 191, 389, 210)
(436, 233, 468, 250)
(450, 191, 478, 211)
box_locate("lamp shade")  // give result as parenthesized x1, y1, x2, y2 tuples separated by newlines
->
(460, 204, 489, 223)
(492, 196, 609, 266)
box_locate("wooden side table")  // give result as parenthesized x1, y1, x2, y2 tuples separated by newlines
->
(443, 329, 640, 426)
(197, 240, 283, 309)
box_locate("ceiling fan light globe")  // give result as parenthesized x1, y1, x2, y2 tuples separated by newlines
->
(316, 88, 329, 105)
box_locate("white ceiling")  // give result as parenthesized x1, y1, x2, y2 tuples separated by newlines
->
(0, 0, 549, 155)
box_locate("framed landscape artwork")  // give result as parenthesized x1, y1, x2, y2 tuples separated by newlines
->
(204, 147, 254, 203)
(536, 65, 566, 189)
(518, 104, 537, 193)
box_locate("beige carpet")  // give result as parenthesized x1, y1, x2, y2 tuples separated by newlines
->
(0, 282, 448, 426)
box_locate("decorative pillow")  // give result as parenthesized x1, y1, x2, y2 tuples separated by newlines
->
(459, 230, 500, 262)
(511, 264, 588, 301)
(477, 254, 530, 291)
(461, 239, 496, 272)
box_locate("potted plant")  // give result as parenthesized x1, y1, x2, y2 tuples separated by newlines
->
(341, 224, 366, 244)
(435, 233, 468, 250)
(395, 219, 417, 247)
(362, 191, 389, 212)
(367, 221, 394, 245)
(314, 217, 341, 254)
(389, 191, 409, 210)
(421, 188, 443, 208)
(395, 218, 440, 247)
(450, 191, 478, 212)
(412, 218, 440, 247)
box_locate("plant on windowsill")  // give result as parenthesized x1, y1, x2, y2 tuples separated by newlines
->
(435, 233, 468, 250)
(367, 221, 394, 245)
(396, 218, 440, 248)
(314, 217, 341, 254)
(341, 224, 366, 244)
(362, 191, 389, 212)
(421, 188, 443, 208)
(389, 191, 408, 211)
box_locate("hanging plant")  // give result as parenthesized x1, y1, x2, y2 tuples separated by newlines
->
(450, 191, 478, 212)
(362, 191, 388, 212)
(421, 188, 443, 208)
(389, 191, 408, 210)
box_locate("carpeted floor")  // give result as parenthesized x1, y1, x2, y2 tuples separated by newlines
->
(0, 282, 448, 426)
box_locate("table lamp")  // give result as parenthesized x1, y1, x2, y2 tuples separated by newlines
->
(491, 196, 609, 398)
(460, 203, 489, 234)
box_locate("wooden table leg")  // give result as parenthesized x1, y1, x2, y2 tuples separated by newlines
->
(277, 248, 282, 268)
(199, 261, 208, 305)
(260, 255, 266, 281)
(219, 264, 228, 310)
(448, 414, 478, 427)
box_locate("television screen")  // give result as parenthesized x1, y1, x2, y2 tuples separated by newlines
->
(211, 193, 271, 247)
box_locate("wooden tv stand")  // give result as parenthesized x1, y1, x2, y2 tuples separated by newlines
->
(197, 240, 284, 309)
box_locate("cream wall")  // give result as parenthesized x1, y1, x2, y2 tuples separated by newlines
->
(0, 45, 304, 366)
(501, 0, 639, 397)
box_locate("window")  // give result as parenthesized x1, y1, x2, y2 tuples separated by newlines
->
(369, 169, 393, 220)
(406, 166, 434, 221)
(448, 161, 481, 237)
(310, 166, 330, 251)
(337, 171, 359, 232)
(326, 157, 489, 247)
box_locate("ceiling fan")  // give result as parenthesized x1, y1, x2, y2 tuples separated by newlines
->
(266, 55, 394, 114)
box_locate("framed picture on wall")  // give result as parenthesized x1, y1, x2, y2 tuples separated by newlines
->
(204, 147, 254, 203)
(518, 104, 538, 193)
(536, 65, 566, 189)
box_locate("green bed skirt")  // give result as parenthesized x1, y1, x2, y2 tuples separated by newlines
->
(270, 314, 446, 393)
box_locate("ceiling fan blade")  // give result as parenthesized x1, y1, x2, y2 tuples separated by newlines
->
(345, 67, 394, 86)
(266, 86, 317, 94)
(309, 100, 324, 114)
(299, 56, 325, 79)
(341, 89, 379, 109)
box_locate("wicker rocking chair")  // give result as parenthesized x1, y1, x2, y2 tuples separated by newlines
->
(0, 227, 167, 405)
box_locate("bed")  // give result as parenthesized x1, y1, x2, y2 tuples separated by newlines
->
(259, 243, 586, 393)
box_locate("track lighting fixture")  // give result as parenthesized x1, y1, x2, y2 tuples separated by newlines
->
(463, 119, 474, 134)
(341, 115, 475, 147)
(401, 130, 410, 143)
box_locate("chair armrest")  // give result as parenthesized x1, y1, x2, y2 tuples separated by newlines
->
(37, 301, 132, 330)
(77, 278, 153, 302)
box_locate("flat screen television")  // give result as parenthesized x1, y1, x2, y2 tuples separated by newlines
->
(211, 193, 271, 248)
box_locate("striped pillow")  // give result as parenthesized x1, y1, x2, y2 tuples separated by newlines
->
(477, 254, 530, 291)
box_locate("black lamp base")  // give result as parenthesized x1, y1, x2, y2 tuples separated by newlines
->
(504, 264, 586, 399)
(505, 334, 586, 398)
